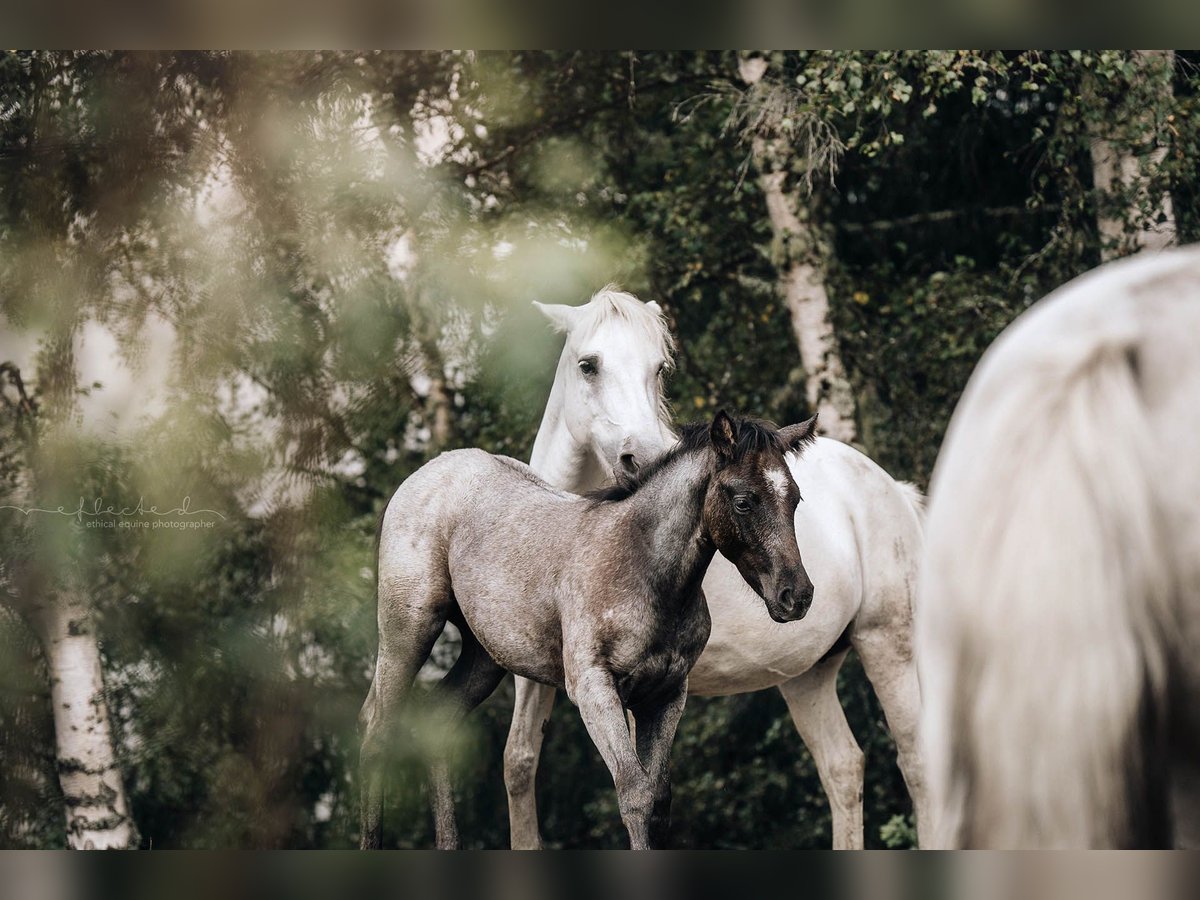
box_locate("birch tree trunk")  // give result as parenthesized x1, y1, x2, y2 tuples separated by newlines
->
(31, 591, 136, 849)
(739, 58, 857, 443)
(1088, 50, 1177, 261)
(426, 373, 453, 449)
(3, 361, 136, 849)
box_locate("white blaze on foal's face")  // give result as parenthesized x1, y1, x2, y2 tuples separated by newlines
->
(765, 467, 791, 502)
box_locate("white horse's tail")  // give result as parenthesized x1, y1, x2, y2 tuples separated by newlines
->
(920, 252, 1198, 848)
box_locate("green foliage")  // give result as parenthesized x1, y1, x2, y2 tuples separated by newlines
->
(1, 50, 1197, 849)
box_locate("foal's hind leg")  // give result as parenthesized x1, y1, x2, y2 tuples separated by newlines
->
(632, 687, 688, 848)
(358, 677, 386, 848)
(426, 617, 507, 849)
(779, 650, 865, 849)
(359, 566, 454, 849)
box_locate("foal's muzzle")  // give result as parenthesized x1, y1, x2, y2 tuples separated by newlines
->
(767, 580, 814, 623)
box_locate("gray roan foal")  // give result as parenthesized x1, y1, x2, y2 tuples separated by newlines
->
(359, 411, 818, 849)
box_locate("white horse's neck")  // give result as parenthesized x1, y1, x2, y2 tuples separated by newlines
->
(528, 352, 606, 492)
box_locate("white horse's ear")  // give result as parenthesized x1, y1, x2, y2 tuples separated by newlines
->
(532, 301, 582, 334)
(779, 414, 819, 453)
(644, 300, 662, 315)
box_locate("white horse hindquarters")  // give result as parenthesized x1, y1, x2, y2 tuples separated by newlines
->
(792, 438, 931, 843)
(922, 340, 1168, 847)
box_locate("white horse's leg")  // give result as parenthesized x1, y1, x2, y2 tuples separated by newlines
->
(852, 622, 929, 847)
(504, 676, 556, 849)
(778, 650, 865, 849)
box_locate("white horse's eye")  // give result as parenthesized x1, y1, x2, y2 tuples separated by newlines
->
(578, 359, 598, 377)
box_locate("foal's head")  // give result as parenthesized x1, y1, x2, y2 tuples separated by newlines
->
(703, 411, 819, 623)
(535, 287, 675, 478)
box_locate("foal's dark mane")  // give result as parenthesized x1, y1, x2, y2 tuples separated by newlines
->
(586, 416, 792, 505)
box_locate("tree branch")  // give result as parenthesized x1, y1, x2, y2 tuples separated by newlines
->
(837, 204, 1060, 234)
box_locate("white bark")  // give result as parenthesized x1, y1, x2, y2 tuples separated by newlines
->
(1089, 50, 1177, 261)
(6, 340, 134, 848)
(37, 595, 135, 849)
(427, 373, 453, 449)
(740, 58, 857, 444)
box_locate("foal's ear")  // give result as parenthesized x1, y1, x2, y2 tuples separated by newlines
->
(532, 301, 583, 334)
(710, 410, 737, 461)
(778, 414, 819, 453)
(644, 300, 662, 315)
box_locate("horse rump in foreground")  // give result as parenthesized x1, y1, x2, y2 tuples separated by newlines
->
(919, 246, 1200, 848)
(359, 411, 818, 849)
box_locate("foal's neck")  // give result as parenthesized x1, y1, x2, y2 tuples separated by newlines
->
(623, 449, 716, 603)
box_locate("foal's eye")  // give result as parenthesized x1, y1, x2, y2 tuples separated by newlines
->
(578, 358, 598, 377)
(733, 496, 752, 515)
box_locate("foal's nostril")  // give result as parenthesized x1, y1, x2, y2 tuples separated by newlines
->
(619, 453, 639, 475)
(778, 587, 794, 610)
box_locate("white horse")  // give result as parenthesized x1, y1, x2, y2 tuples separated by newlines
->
(918, 246, 1200, 848)
(505, 287, 929, 848)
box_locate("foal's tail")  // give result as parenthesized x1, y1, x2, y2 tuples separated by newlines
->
(359, 487, 395, 736)
(358, 488, 396, 849)
(919, 271, 1179, 847)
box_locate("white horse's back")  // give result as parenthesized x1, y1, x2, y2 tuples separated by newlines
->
(919, 246, 1200, 848)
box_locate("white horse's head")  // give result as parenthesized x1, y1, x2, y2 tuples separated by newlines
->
(535, 286, 675, 478)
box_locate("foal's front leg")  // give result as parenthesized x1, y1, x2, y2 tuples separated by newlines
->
(633, 686, 688, 848)
(571, 668, 655, 849)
